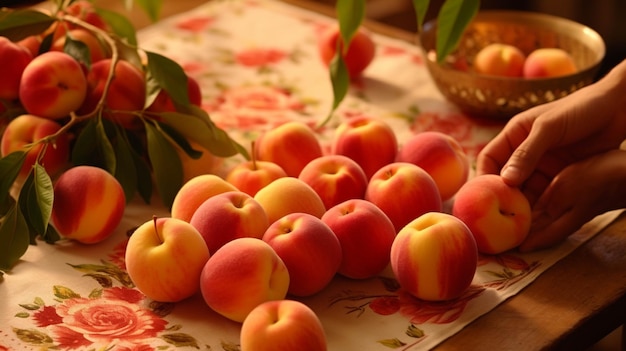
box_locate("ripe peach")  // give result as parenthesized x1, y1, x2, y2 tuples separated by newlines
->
(19, 51, 87, 119)
(190, 191, 270, 254)
(396, 131, 469, 201)
(365, 162, 442, 232)
(331, 116, 398, 180)
(318, 25, 376, 79)
(452, 174, 531, 254)
(523, 48, 577, 78)
(263, 213, 342, 297)
(200, 237, 290, 323)
(241, 300, 327, 351)
(473, 43, 526, 77)
(125, 217, 210, 302)
(298, 154, 368, 209)
(390, 212, 477, 301)
(322, 199, 396, 279)
(79, 59, 146, 128)
(51, 29, 108, 63)
(0, 37, 33, 100)
(147, 75, 202, 113)
(171, 174, 238, 223)
(64, 0, 109, 32)
(253, 177, 326, 225)
(225, 158, 288, 197)
(17, 35, 42, 57)
(0, 114, 70, 179)
(51, 166, 125, 244)
(177, 140, 222, 183)
(255, 122, 323, 177)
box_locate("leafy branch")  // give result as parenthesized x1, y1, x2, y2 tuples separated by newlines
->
(320, 0, 480, 128)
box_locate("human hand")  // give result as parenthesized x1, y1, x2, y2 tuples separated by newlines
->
(519, 149, 626, 252)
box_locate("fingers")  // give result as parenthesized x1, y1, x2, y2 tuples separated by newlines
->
(518, 209, 587, 252)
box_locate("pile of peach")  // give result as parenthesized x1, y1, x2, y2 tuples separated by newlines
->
(123, 117, 532, 350)
(472, 43, 578, 78)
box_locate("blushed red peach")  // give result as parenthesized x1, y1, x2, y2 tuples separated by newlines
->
(253, 177, 326, 225)
(171, 174, 238, 223)
(523, 48, 577, 78)
(318, 25, 376, 79)
(0, 37, 33, 100)
(473, 43, 526, 77)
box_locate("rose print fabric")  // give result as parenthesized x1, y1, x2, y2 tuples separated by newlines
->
(0, 1, 621, 350)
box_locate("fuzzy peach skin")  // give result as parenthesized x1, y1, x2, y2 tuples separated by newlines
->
(298, 154, 368, 209)
(255, 122, 323, 177)
(200, 237, 290, 323)
(365, 162, 442, 232)
(171, 174, 238, 222)
(452, 174, 531, 254)
(125, 217, 210, 302)
(318, 24, 376, 79)
(396, 131, 469, 201)
(51, 166, 125, 244)
(240, 299, 328, 351)
(263, 213, 342, 297)
(322, 199, 396, 279)
(331, 116, 398, 180)
(473, 43, 526, 77)
(190, 191, 270, 254)
(0, 37, 33, 100)
(523, 48, 577, 78)
(390, 212, 478, 301)
(19, 51, 87, 119)
(51, 29, 109, 63)
(0, 114, 70, 179)
(254, 177, 326, 225)
(79, 59, 146, 128)
(226, 159, 287, 197)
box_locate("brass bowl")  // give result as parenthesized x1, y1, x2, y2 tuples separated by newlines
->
(418, 10, 606, 120)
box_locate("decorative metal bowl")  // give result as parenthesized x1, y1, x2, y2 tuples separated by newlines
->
(418, 10, 606, 121)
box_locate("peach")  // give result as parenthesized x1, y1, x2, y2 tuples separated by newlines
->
(51, 166, 125, 244)
(240, 299, 327, 351)
(331, 116, 398, 180)
(19, 51, 87, 119)
(17, 35, 42, 57)
(523, 48, 577, 78)
(452, 174, 531, 254)
(473, 43, 526, 77)
(365, 162, 442, 232)
(64, 0, 109, 32)
(147, 75, 202, 113)
(79, 59, 146, 128)
(0, 37, 33, 100)
(171, 174, 238, 222)
(125, 216, 210, 302)
(226, 148, 288, 197)
(322, 199, 396, 279)
(190, 191, 270, 254)
(51, 29, 108, 63)
(318, 25, 376, 79)
(396, 131, 469, 201)
(390, 212, 477, 301)
(253, 177, 326, 225)
(0, 114, 70, 179)
(200, 237, 290, 323)
(255, 122, 323, 177)
(298, 154, 368, 209)
(262, 212, 342, 297)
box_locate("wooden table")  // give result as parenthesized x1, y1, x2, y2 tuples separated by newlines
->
(59, 0, 626, 349)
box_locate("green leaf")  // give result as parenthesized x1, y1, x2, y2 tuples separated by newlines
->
(318, 53, 349, 128)
(0, 151, 27, 204)
(71, 119, 99, 166)
(413, 0, 431, 31)
(95, 7, 138, 47)
(156, 107, 245, 158)
(53, 285, 80, 299)
(0, 8, 56, 42)
(130, 144, 153, 204)
(0, 203, 29, 272)
(145, 51, 190, 108)
(112, 128, 138, 203)
(435, 0, 480, 63)
(335, 0, 365, 53)
(96, 118, 116, 174)
(134, 0, 163, 23)
(377, 338, 407, 348)
(18, 171, 42, 244)
(42, 224, 60, 244)
(144, 121, 183, 209)
(158, 123, 202, 159)
(32, 164, 53, 234)
(63, 32, 93, 69)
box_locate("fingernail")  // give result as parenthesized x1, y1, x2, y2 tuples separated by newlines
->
(501, 165, 521, 184)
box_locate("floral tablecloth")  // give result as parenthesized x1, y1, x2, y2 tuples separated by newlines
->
(0, 1, 621, 350)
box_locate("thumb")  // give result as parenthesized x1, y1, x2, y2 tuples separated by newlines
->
(500, 129, 552, 186)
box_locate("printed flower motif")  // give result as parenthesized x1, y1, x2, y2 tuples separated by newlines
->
(369, 296, 401, 316)
(205, 85, 308, 129)
(410, 111, 474, 142)
(175, 16, 215, 32)
(235, 48, 288, 67)
(397, 286, 485, 324)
